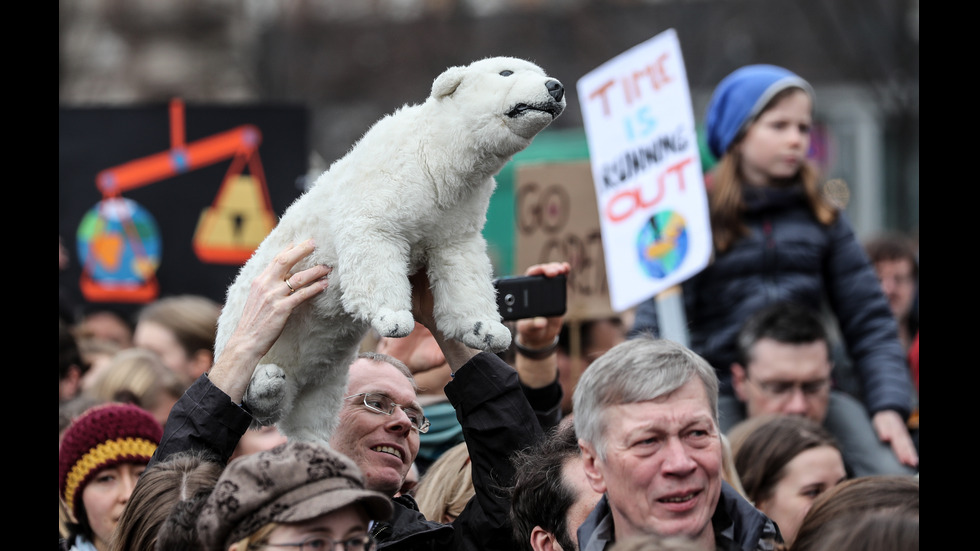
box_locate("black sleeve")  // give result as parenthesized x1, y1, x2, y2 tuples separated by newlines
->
(444, 352, 545, 551)
(522, 377, 563, 433)
(148, 374, 253, 469)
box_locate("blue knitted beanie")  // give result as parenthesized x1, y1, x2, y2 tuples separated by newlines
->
(705, 64, 814, 159)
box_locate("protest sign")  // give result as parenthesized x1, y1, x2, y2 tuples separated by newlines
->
(514, 161, 615, 322)
(576, 28, 710, 312)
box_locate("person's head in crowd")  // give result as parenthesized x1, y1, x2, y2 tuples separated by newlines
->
(106, 449, 224, 551)
(59, 397, 105, 542)
(705, 64, 835, 253)
(556, 317, 627, 415)
(59, 402, 163, 551)
(84, 347, 188, 427)
(196, 440, 393, 551)
(61, 318, 90, 403)
(510, 418, 603, 551)
(731, 302, 832, 424)
(413, 441, 473, 524)
(573, 337, 722, 547)
(729, 415, 846, 546)
(863, 232, 919, 332)
(133, 294, 221, 386)
(789, 475, 918, 551)
(329, 351, 425, 497)
(75, 307, 135, 350)
(793, 509, 918, 551)
(77, 337, 123, 394)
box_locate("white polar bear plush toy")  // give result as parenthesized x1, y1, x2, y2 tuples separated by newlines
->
(214, 56, 566, 446)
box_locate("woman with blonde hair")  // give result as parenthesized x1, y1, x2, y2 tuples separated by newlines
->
(84, 347, 187, 427)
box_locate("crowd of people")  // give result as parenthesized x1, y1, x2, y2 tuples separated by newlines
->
(59, 63, 918, 551)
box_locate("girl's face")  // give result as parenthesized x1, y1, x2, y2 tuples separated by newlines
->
(255, 505, 372, 551)
(756, 445, 846, 545)
(81, 462, 146, 549)
(736, 89, 812, 187)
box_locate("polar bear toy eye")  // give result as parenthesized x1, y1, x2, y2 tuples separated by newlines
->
(499, 70, 514, 76)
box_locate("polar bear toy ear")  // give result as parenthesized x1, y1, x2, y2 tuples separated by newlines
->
(431, 65, 466, 98)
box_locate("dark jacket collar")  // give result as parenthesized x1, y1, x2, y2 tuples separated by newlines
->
(577, 482, 781, 551)
(742, 184, 807, 214)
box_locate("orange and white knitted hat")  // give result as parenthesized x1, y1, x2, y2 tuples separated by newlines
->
(58, 402, 162, 520)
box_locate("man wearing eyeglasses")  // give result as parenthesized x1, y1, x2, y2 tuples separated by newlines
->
(149, 241, 562, 550)
(723, 301, 916, 477)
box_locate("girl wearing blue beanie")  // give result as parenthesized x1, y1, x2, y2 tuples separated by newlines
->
(703, 64, 828, 251)
(630, 64, 919, 472)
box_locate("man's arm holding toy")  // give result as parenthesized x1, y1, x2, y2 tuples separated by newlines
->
(149, 240, 331, 468)
(410, 269, 550, 550)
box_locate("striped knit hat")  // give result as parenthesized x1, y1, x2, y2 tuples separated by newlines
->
(58, 402, 162, 520)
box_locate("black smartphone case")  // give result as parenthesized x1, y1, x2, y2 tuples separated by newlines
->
(493, 273, 567, 321)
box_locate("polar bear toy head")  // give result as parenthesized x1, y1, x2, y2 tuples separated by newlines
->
(429, 56, 566, 154)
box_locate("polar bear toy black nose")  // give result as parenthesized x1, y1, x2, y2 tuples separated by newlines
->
(546, 80, 564, 102)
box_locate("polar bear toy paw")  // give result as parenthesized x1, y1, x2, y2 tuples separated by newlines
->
(245, 364, 288, 424)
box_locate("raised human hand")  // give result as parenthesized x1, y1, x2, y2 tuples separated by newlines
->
(515, 261, 571, 349)
(211, 239, 331, 403)
(872, 409, 919, 468)
(514, 261, 570, 388)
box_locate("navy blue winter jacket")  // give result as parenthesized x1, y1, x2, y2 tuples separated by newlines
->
(631, 185, 912, 418)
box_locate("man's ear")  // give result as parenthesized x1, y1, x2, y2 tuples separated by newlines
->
(578, 439, 607, 495)
(731, 363, 749, 403)
(530, 526, 559, 551)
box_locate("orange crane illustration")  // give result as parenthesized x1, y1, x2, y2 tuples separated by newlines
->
(78, 98, 277, 302)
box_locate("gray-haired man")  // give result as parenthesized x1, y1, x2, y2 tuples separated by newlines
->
(573, 337, 780, 551)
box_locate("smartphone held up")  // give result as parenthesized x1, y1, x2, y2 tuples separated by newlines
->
(493, 273, 567, 321)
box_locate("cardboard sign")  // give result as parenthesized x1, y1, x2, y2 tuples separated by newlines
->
(576, 28, 711, 312)
(514, 161, 615, 322)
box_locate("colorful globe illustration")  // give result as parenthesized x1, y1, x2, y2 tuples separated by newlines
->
(636, 209, 688, 279)
(76, 198, 162, 285)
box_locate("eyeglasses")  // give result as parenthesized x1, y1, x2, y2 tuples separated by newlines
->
(264, 534, 376, 551)
(345, 393, 430, 434)
(747, 377, 830, 399)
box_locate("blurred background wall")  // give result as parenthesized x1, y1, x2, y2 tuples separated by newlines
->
(59, 0, 918, 239)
